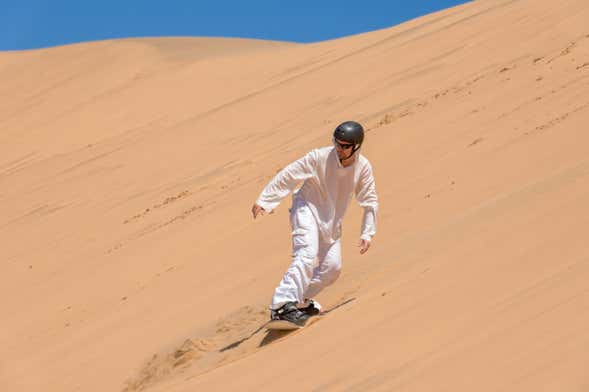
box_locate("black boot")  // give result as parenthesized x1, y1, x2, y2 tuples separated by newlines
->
(271, 301, 310, 327)
(298, 299, 321, 317)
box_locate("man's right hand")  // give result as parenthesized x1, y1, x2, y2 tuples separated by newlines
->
(251, 204, 266, 219)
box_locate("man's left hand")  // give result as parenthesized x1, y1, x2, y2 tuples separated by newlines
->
(359, 239, 371, 255)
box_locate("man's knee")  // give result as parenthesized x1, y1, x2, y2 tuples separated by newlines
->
(322, 261, 342, 284)
(292, 247, 318, 276)
(292, 234, 318, 261)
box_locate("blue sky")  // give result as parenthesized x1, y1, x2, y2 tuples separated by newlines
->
(1, 0, 470, 51)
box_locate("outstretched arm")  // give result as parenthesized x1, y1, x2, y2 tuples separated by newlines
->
(355, 162, 378, 254)
(252, 150, 317, 218)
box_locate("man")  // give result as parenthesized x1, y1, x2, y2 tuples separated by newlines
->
(251, 121, 378, 326)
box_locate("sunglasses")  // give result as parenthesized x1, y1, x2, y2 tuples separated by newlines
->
(333, 138, 355, 150)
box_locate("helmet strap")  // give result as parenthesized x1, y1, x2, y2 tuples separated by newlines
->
(340, 144, 360, 163)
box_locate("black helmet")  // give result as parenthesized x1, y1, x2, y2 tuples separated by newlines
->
(333, 121, 364, 147)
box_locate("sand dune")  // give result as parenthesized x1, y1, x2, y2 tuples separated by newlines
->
(1, 0, 588, 391)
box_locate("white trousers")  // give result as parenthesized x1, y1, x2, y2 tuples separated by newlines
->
(271, 200, 342, 309)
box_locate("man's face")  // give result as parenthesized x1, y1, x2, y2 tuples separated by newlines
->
(333, 138, 355, 160)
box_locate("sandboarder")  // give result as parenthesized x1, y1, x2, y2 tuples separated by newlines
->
(252, 121, 379, 327)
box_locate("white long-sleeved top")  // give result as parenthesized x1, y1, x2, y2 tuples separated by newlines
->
(256, 146, 378, 244)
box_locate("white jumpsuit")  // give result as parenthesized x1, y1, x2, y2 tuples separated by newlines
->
(256, 146, 378, 309)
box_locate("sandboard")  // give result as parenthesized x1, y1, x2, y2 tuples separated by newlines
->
(266, 319, 304, 330)
(266, 315, 321, 331)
